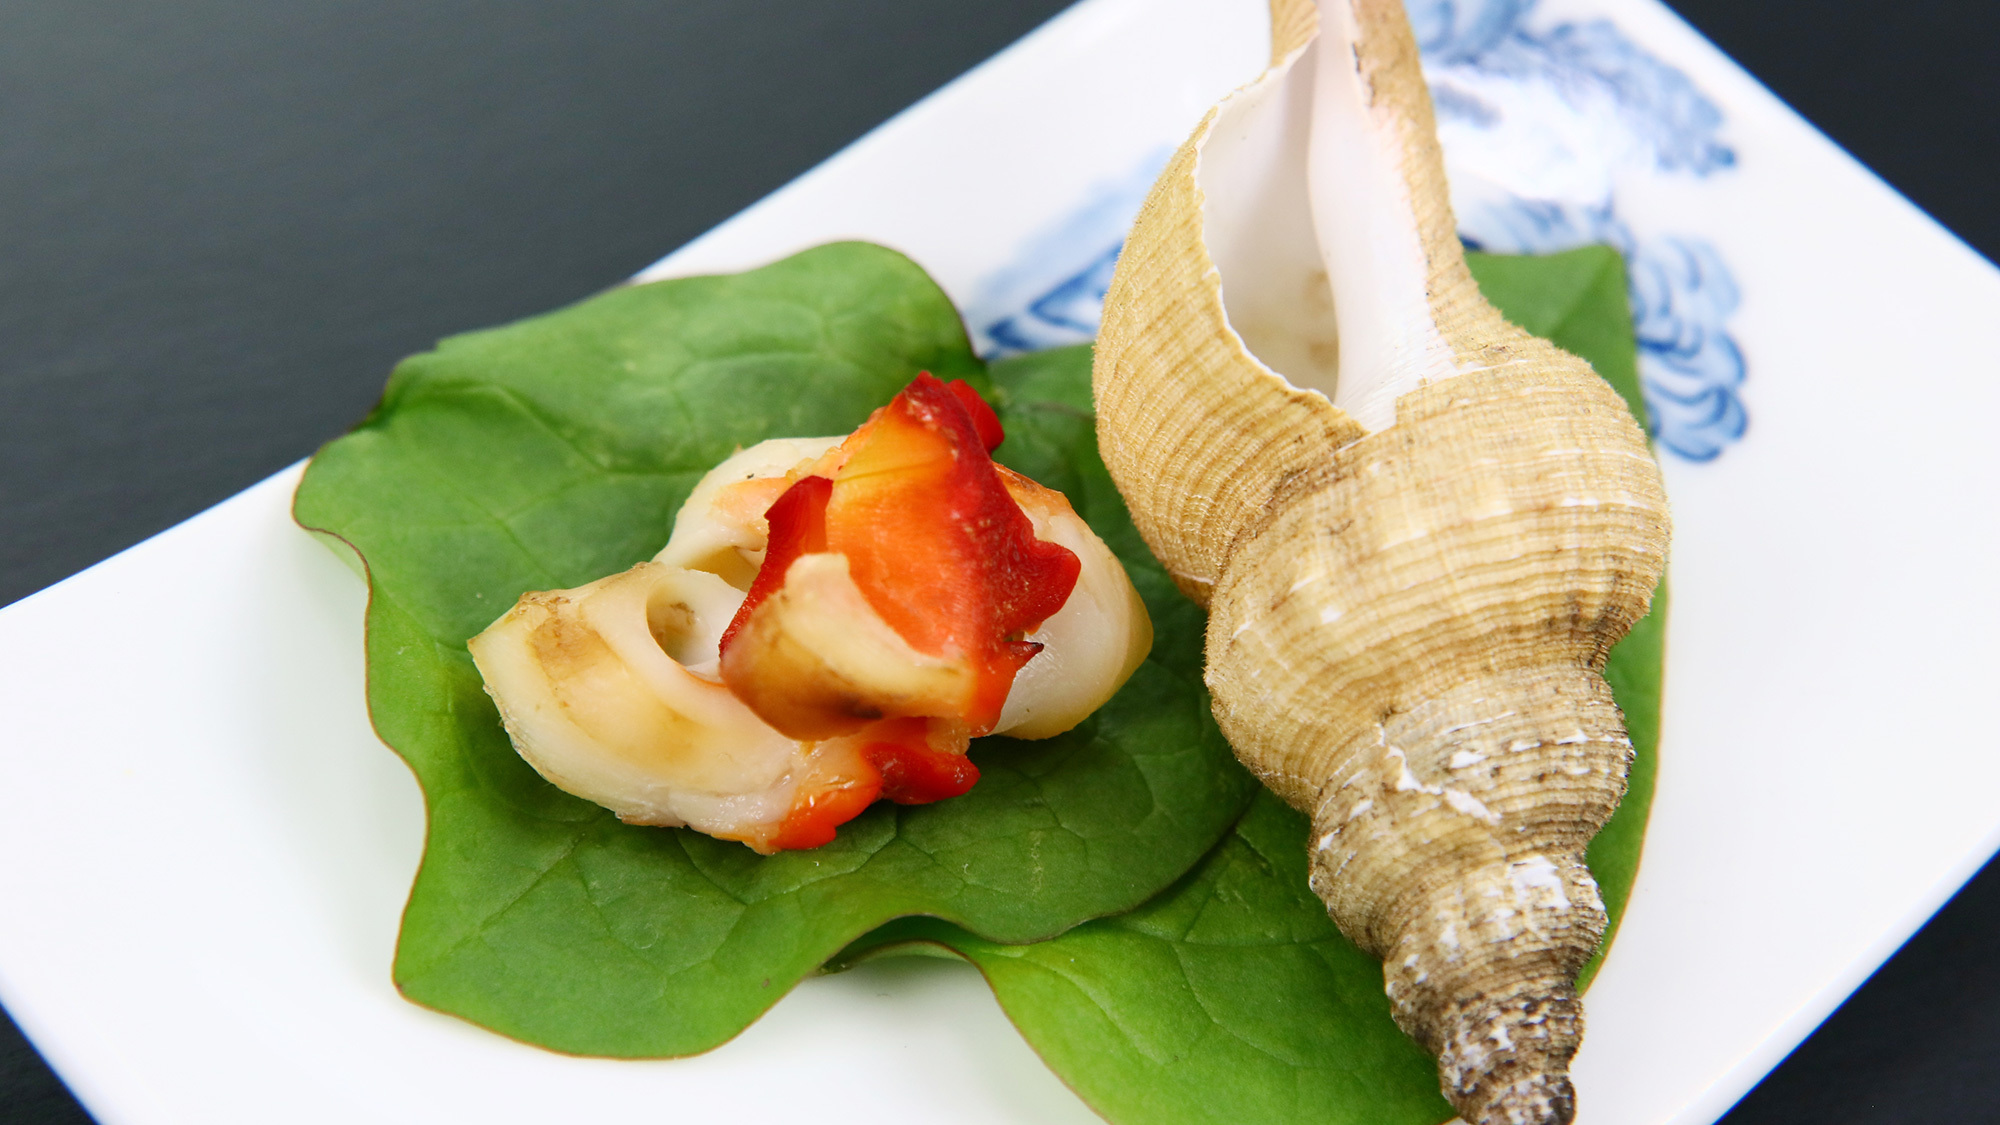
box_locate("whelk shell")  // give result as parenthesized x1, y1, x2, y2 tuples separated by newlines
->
(1092, 1, 1670, 1122)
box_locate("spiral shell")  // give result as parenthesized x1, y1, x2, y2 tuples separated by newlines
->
(1092, 1, 1669, 1121)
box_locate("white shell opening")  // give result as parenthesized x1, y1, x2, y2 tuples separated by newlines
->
(1198, 2, 1458, 433)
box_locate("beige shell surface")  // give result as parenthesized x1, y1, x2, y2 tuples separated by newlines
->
(1094, 74, 1362, 604)
(1091, 0, 1670, 1122)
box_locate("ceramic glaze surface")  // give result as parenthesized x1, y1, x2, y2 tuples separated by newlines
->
(5, 2, 2000, 1124)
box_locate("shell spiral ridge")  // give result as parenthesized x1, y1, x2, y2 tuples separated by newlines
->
(1202, 362, 1665, 1124)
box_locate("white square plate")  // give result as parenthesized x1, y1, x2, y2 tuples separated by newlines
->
(4, 1, 1998, 1122)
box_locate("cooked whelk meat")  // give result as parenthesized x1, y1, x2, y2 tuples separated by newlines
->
(993, 470, 1153, 740)
(468, 562, 821, 850)
(1090, 1, 1669, 1122)
(654, 436, 843, 588)
(715, 375, 1090, 750)
(471, 377, 1152, 854)
(719, 540, 977, 742)
(665, 422, 1148, 744)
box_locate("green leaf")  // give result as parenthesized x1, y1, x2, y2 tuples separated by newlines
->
(834, 246, 1666, 1125)
(294, 243, 1254, 1057)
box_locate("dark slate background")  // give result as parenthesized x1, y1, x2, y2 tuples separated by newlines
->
(2, 1, 1995, 1121)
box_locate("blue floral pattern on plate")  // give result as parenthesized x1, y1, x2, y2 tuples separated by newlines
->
(1418, 0, 1747, 461)
(963, 147, 1171, 358)
(968, 0, 1747, 462)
